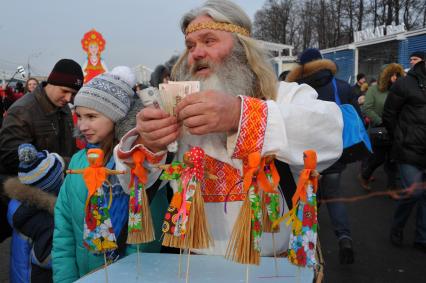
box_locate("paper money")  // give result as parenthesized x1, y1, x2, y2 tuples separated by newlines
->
(157, 81, 200, 153)
(158, 81, 200, 116)
(168, 80, 200, 95)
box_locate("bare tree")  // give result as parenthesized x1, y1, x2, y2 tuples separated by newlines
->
(358, 0, 364, 30)
(253, 0, 293, 44)
(394, 0, 400, 24)
(253, 0, 425, 54)
(374, 0, 378, 27)
(386, 0, 394, 25)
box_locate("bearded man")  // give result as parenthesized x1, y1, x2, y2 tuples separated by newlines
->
(116, 0, 343, 257)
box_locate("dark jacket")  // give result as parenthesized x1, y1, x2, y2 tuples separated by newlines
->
(0, 83, 76, 174)
(287, 59, 361, 173)
(352, 83, 362, 98)
(287, 59, 360, 109)
(3, 177, 56, 265)
(383, 61, 426, 168)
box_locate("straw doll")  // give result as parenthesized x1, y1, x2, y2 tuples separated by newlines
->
(225, 151, 264, 265)
(126, 148, 156, 244)
(273, 150, 319, 267)
(66, 148, 126, 253)
(258, 155, 281, 233)
(158, 147, 215, 249)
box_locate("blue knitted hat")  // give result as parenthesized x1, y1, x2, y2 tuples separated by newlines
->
(299, 48, 322, 65)
(18, 144, 65, 195)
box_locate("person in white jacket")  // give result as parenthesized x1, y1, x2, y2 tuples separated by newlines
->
(115, 0, 343, 257)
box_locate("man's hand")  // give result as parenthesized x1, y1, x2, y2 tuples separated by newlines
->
(176, 90, 241, 135)
(135, 107, 179, 152)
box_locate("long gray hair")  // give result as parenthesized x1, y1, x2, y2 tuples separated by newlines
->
(172, 0, 278, 100)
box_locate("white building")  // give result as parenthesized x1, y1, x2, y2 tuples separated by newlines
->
(133, 64, 153, 85)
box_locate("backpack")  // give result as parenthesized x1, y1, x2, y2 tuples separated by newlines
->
(332, 79, 372, 163)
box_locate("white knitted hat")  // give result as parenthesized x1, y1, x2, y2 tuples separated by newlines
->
(111, 66, 137, 88)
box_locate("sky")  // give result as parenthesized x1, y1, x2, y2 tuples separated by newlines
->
(0, 0, 264, 77)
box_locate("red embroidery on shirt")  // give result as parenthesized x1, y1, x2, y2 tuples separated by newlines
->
(232, 97, 268, 159)
(202, 155, 245, 203)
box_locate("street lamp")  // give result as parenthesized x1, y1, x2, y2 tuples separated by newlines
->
(27, 51, 42, 78)
(4, 65, 26, 89)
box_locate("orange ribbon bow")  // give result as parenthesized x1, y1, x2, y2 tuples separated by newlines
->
(82, 148, 107, 206)
(129, 149, 147, 188)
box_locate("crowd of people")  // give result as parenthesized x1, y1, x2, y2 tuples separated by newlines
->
(0, 78, 39, 125)
(0, 0, 425, 282)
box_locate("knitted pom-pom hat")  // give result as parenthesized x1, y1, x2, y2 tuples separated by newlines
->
(73, 72, 134, 122)
(18, 144, 65, 195)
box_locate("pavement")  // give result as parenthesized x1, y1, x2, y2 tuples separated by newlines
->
(318, 162, 424, 283)
(0, 162, 424, 283)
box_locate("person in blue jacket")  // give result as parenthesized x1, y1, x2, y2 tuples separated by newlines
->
(3, 144, 65, 283)
(286, 48, 361, 264)
(52, 70, 168, 283)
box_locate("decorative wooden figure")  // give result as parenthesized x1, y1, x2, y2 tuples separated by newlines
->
(81, 29, 107, 83)
(273, 150, 319, 268)
(258, 155, 281, 275)
(126, 149, 155, 244)
(226, 151, 263, 266)
(66, 148, 125, 282)
(158, 147, 215, 281)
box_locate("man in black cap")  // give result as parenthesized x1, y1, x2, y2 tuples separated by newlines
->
(352, 73, 367, 98)
(0, 58, 82, 174)
(409, 51, 424, 68)
(0, 59, 82, 257)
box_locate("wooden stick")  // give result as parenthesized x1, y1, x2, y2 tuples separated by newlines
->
(103, 253, 109, 283)
(185, 249, 191, 283)
(297, 266, 301, 283)
(245, 265, 249, 283)
(272, 233, 278, 277)
(137, 244, 141, 278)
(178, 248, 183, 278)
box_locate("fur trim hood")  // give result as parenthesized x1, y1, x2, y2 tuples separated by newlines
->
(378, 63, 405, 92)
(286, 59, 337, 83)
(3, 177, 57, 214)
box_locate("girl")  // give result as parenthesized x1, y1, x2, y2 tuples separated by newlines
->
(52, 71, 167, 282)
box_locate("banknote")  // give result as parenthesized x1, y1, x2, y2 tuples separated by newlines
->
(157, 81, 200, 152)
(158, 81, 200, 116)
(168, 80, 200, 95)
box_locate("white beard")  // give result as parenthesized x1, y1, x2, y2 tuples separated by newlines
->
(175, 41, 256, 98)
(174, 42, 256, 163)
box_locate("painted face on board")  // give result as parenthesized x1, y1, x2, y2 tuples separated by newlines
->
(89, 42, 99, 56)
